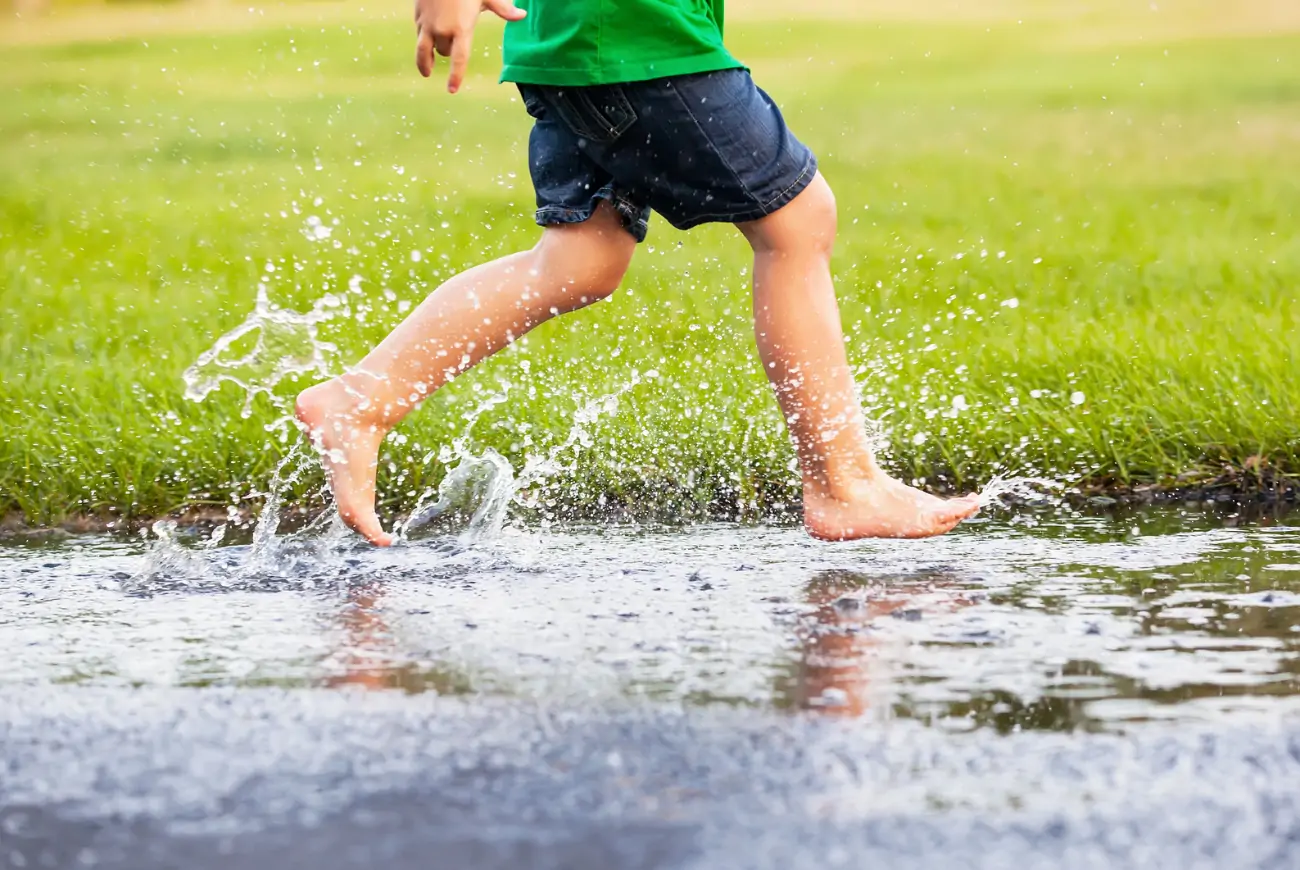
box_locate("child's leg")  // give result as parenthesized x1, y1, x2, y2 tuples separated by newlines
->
(737, 174, 980, 539)
(296, 202, 636, 545)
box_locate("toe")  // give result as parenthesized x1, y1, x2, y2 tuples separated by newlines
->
(354, 522, 393, 547)
(353, 516, 392, 547)
(367, 530, 396, 547)
(336, 503, 388, 545)
(946, 496, 981, 521)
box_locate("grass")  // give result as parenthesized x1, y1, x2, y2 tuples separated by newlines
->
(1, 0, 1298, 524)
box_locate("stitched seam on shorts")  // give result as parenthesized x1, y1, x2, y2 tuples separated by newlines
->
(535, 204, 593, 223)
(536, 188, 614, 220)
(665, 153, 817, 226)
(759, 153, 816, 212)
(597, 185, 649, 232)
(576, 88, 637, 141)
(605, 190, 650, 240)
(535, 191, 648, 239)
(665, 76, 756, 201)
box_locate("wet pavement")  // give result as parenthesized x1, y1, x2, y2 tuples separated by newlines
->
(3, 508, 1300, 868)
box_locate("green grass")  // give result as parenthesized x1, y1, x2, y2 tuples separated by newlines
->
(2, 1, 1299, 523)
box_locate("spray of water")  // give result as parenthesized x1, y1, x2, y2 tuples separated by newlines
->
(126, 438, 360, 593)
(977, 473, 1064, 508)
(134, 280, 641, 589)
(396, 376, 643, 544)
(181, 280, 346, 418)
(139, 262, 1074, 591)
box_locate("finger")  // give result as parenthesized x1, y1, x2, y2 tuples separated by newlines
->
(416, 27, 435, 77)
(447, 31, 474, 93)
(482, 0, 527, 21)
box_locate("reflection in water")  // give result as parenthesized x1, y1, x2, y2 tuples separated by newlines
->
(326, 584, 471, 695)
(794, 570, 971, 718)
(326, 584, 393, 690)
(5, 510, 1300, 732)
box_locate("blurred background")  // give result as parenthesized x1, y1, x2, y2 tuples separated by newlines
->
(2, 0, 1297, 524)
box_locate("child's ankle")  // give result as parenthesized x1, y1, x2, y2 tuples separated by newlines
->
(298, 376, 390, 430)
(803, 458, 884, 503)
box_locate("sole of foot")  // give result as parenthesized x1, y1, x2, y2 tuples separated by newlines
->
(294, 382, 395, 547)
(803, 475, 981, 541)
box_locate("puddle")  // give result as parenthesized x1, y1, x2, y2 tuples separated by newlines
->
(4, 507, 1300, 869)
(4, 507, 1299, 732)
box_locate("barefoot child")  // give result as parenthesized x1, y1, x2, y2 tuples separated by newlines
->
(296, 0, 981, 546)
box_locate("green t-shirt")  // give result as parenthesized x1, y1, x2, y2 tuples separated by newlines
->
(500, 0, 743, 87)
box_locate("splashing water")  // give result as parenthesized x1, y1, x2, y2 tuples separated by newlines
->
(146, 273, 370, 589)
(137, 281, 645, 589)
(144, 269, 1077, 592)
(398, 448, 518, 546)
(978, 473, 1065, 508)
(181, 279, 347, 418)
(397, 376, 644, 545)
(126, 440, 360, 593)
(394, 388, 518, 545)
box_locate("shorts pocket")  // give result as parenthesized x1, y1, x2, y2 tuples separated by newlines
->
(548, 85, 638, 143)
(518, 85, 547, 120)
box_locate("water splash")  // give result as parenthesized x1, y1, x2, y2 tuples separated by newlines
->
(181, 280, 347, 417)
(399, 448, 518, 546)
(978, 473, 1065, 508)
(126, 441, 357, 593)
(137, 280, 364, 589)
(144, 267, 1076, 593)
(397, 375, 644, 544)
(135, 277, 648, 590)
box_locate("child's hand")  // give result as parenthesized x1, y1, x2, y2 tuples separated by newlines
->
(414, 0, 526, 94)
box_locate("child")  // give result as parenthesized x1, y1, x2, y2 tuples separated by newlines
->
(295, 0, 981, 546)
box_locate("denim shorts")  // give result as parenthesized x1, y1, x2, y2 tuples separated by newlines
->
(517, 69, 818, 242)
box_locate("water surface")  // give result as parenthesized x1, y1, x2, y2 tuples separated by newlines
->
(4, 507, 1300, 870)
(5, 507, 1300, 730)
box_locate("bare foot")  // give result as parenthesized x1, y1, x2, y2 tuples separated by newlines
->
(294, 381, 395, 547)
(803, 474, 980, 541)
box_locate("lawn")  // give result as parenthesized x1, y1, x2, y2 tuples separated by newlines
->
(1, 0, 1298, 523)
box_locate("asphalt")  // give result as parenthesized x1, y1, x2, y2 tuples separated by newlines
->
(4, 687, 1300, 870)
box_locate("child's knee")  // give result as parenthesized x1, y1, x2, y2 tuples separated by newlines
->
(585, 238, 635, 299)
(535, 211, 635, 304)
(556, 238, 633, 301)
(802, 177, 838, 255)
(741, 173, 837, 259)
(577, 254, 630, 302)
